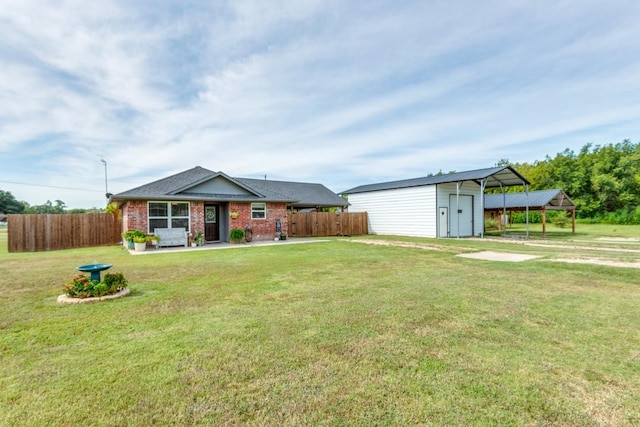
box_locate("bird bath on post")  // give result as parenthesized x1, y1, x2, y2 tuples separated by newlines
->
(77, 263, 113, 282)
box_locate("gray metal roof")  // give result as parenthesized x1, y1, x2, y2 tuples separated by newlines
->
(112, 166, 348, 208)
(484, 189, 575, 210)
(341, 166, 529, 194)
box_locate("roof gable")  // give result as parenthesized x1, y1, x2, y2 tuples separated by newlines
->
(173, 172, 263, 198)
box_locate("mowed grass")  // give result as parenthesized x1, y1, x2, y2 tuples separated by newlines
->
(1, 227, 639, 425)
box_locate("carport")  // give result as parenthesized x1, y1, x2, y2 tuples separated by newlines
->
(484, 189, 576, 237)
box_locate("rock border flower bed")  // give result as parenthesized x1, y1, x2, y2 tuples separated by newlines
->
(58, 272, 129, 304)
(57, 288, 131, 304)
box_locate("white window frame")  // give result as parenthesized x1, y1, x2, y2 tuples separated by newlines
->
(251, 203, 266, 220)
(148, 201, 191, 233)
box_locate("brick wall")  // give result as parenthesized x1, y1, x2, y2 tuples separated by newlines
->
(123, 200, 148, 233)
(191, 201, 204, 237)
(229, 202, 287, 241)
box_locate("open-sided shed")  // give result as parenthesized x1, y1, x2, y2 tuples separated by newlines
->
(484, 189, 576, 236)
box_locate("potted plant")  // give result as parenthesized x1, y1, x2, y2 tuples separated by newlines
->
(122, 230, 146, 249)
(230, 227, 245, 243)
(122, 231, 134, 249)
(280, 232, 287, 241)
(230, 211, 239, 219)
(133, 235, 147, 251)
(192, 231, 203, 247)
(148, 234, 160, 248)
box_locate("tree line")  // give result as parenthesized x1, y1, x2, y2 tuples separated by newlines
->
(0, 191, 101, 215)
(499, 139, 640, 224)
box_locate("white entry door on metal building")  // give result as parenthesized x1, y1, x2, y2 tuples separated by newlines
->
(449, 194, 473, 237)
(438, 207, 448, 237)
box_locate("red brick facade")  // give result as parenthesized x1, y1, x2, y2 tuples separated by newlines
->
(122, 200, 287, 242)
(191, 201, 205, 237)
(228, 202, 288, 241)
(123, 200, 148, 233)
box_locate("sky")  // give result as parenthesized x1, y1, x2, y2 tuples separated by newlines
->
(1, 0, 639, 209)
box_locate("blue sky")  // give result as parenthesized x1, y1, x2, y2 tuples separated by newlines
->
(1, 0, 639, 209)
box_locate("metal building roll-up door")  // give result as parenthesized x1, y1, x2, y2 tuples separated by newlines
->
(449, 194, 473, 237)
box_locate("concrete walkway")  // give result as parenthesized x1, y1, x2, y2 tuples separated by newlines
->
(128, 237, 329, 255)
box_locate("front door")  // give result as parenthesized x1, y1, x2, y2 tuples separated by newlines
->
(204, 205, 220, 241)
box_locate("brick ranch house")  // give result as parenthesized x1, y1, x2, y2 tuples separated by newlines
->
(110, 166, 348, 243)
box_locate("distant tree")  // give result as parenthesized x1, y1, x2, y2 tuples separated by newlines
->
(426, 169, 453, 177)
(0, 189, 26, 214)
(27, 199, 67, 214)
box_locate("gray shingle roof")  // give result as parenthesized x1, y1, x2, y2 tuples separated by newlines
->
(341, 166, 529, 194)
(236, 178, 347, 208)
(484, 189, 575, 210)
(112, 166, 347, 208)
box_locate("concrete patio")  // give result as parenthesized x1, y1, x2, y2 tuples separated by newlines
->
(127, 237, 329, 255)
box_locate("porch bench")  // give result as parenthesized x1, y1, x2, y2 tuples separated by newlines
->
(154, 227, 188, 248)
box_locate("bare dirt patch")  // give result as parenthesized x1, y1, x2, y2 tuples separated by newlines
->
(456, 251, 541, 262)
(346, 238, 640, 268)
(348, 240, 541, 262)
(345, 239, 444, 251)
(595, 237, 640, 242)
(551, 258, 640, 269)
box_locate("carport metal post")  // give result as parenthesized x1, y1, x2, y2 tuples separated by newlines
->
(480, 178, 487, 239)
(456, 182, 461, 239)
(525, 183, 530, 238)
(500, 183, 507, 237)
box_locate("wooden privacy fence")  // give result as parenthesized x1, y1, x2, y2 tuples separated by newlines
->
(287, 211, 368, 237)
(8, 213, 122, 253)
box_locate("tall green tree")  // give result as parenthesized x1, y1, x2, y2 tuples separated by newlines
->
(501, 139, 640, 223)
(0, 189, 26, 214)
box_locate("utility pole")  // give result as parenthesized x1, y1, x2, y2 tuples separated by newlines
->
(101, 159, 109, 205)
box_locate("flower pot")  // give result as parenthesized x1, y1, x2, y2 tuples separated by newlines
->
(134, 242, 146, 251)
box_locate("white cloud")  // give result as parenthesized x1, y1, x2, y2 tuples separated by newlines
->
(0, 0, 639, 207)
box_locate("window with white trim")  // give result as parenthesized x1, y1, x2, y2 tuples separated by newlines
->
(148, 202, 190, 232)
(251, 203, 266, 219)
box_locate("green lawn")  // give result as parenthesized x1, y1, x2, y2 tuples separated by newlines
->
(1, 226, 639, 425)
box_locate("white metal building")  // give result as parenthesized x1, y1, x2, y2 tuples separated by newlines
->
(341, 166, 529, 238)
